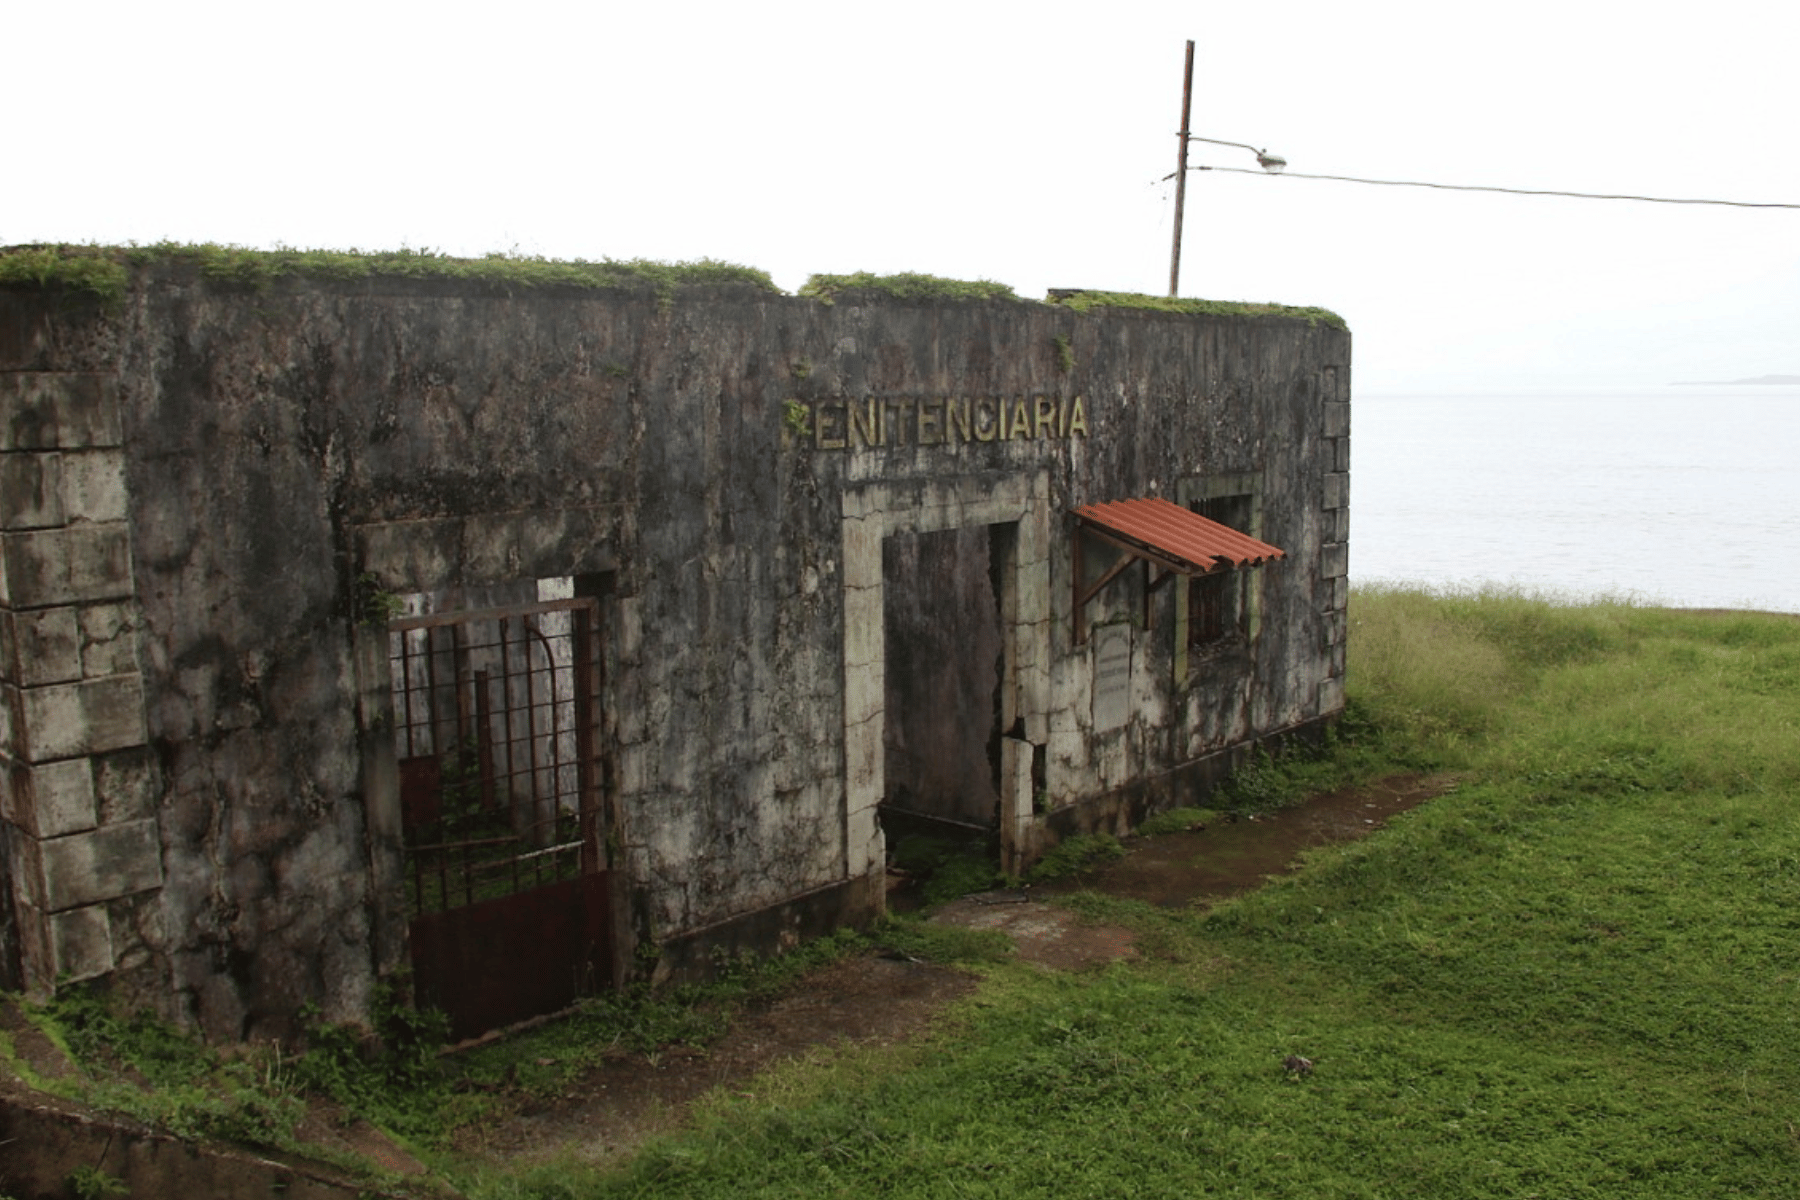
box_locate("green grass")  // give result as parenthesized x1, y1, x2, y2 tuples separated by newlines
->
(12, 917, 1007, 1178)
(23, 588, 1800, 1198)
(14, 986, 307, 1147)
(1134, 806, 1224, 837)
(1024, 832, 1126, 882)
(499, 587, 1800, 1198)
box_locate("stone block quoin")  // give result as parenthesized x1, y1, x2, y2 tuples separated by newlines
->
(0, 370, 159, 998)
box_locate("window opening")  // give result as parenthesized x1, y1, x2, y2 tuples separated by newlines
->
(1186, 493, 1255, 656)
(1071, 495, 1280, 647)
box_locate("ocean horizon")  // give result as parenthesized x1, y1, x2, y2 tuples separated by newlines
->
(1348, 385, 1800, 614)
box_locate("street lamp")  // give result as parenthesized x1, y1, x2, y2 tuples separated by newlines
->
(1167, 40, 1287, 296)
(1188, 136, 1287, 174)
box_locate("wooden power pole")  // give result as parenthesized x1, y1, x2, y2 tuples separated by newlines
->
(1168, 40, 1195, 298)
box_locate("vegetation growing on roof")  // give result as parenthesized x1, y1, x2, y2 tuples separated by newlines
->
(0, 243, 781, 305)
(1049, 288, 1346, 329)
(799, 271, 1019, 304)
(0, 245, 131, 304)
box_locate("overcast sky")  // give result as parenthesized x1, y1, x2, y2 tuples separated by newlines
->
(10, 0, 1795, 392)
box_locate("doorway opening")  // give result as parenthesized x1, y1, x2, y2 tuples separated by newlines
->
(840, 476, 1048, 890)
(385, 579, 611, 1040)
(879, 523, 1017, 899)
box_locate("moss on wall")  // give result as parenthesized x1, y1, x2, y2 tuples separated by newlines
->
(1, 248, 1344, 333)
(1048, 289, 1346, 329)
(0, 245, 131, 303)
(798, 271, 1020, 304)
(0, 243, 780, 305)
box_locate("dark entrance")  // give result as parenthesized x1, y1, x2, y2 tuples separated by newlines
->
(388, 596, 610, 1040)
(880, 524, 1008, 845)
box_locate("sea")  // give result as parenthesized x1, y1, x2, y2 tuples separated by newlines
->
(1348, 385, 1800, 613)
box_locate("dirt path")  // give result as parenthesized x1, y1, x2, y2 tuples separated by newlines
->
(1040, 770, 1460, 908)
(450, 953, 979, 1167)
(447, 772, 1458, 1170)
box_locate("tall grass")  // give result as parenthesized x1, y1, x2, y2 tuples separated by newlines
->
(485, 587, 1800, 1199)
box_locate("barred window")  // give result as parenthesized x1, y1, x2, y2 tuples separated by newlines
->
(1186, 494, 1253, 656)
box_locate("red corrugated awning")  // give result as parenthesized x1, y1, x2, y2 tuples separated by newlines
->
(1072, 497, 1284, 575)
(1069, 497, 1284, 645)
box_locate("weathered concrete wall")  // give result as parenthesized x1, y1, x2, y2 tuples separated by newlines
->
(0, 269, 1349, 1039)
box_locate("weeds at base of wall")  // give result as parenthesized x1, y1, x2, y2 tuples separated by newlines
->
(13, 921, 1007, 1173)
(433, 920, 1007, 1144)
(889, 829, 1136, 895)
(65, 1165, 127, 1200)
(1194, 698, 1409, 812)
(1024, 834, 1125, 883)
(1134, 805, 1225, 837)
(18, 985, 310, 1149)
(889, 836, 999, 907)
(292, 981, 451, 1144)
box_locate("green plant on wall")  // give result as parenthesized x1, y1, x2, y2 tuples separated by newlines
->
(1052, 334, 1075, 374)
(355, 572, 405, 627)
(783, 398, 812, 439)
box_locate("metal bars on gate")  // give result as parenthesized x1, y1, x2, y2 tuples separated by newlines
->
(387, 597, 603, 916)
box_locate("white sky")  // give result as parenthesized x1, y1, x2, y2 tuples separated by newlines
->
(9, 0, 1796, 392)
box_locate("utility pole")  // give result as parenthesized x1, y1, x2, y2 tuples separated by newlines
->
(1168, 39, 1195, 298)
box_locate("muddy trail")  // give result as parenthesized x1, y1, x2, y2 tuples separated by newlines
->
(451, 772, 1459, 1171)
(1043, 770, 1458, 908)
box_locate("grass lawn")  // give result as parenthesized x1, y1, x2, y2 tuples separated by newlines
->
(16, 588, 1798, 1198)
(523, 589, 1800, 1199)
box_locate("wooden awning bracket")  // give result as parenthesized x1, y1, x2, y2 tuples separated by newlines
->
(1073, 518, 1216, 646)
(1068, 500, 1285, 648)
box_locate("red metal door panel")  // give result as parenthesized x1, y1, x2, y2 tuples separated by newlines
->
(409, 871, 611, 1042)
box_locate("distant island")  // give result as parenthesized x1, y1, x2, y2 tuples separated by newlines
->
(1673, 374, 1800, 385)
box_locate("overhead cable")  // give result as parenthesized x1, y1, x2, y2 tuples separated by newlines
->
(1187, 164, 1800, 210)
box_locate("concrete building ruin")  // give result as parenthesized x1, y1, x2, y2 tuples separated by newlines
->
(0, 257, 1350, 1042)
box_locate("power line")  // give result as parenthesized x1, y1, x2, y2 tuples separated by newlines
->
(1189, 163, 1800, 210)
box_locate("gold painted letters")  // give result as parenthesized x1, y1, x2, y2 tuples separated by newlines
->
(790, 396, 1090, 452)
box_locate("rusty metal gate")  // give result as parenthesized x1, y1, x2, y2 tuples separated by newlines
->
(388, 596, 610, 1040)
